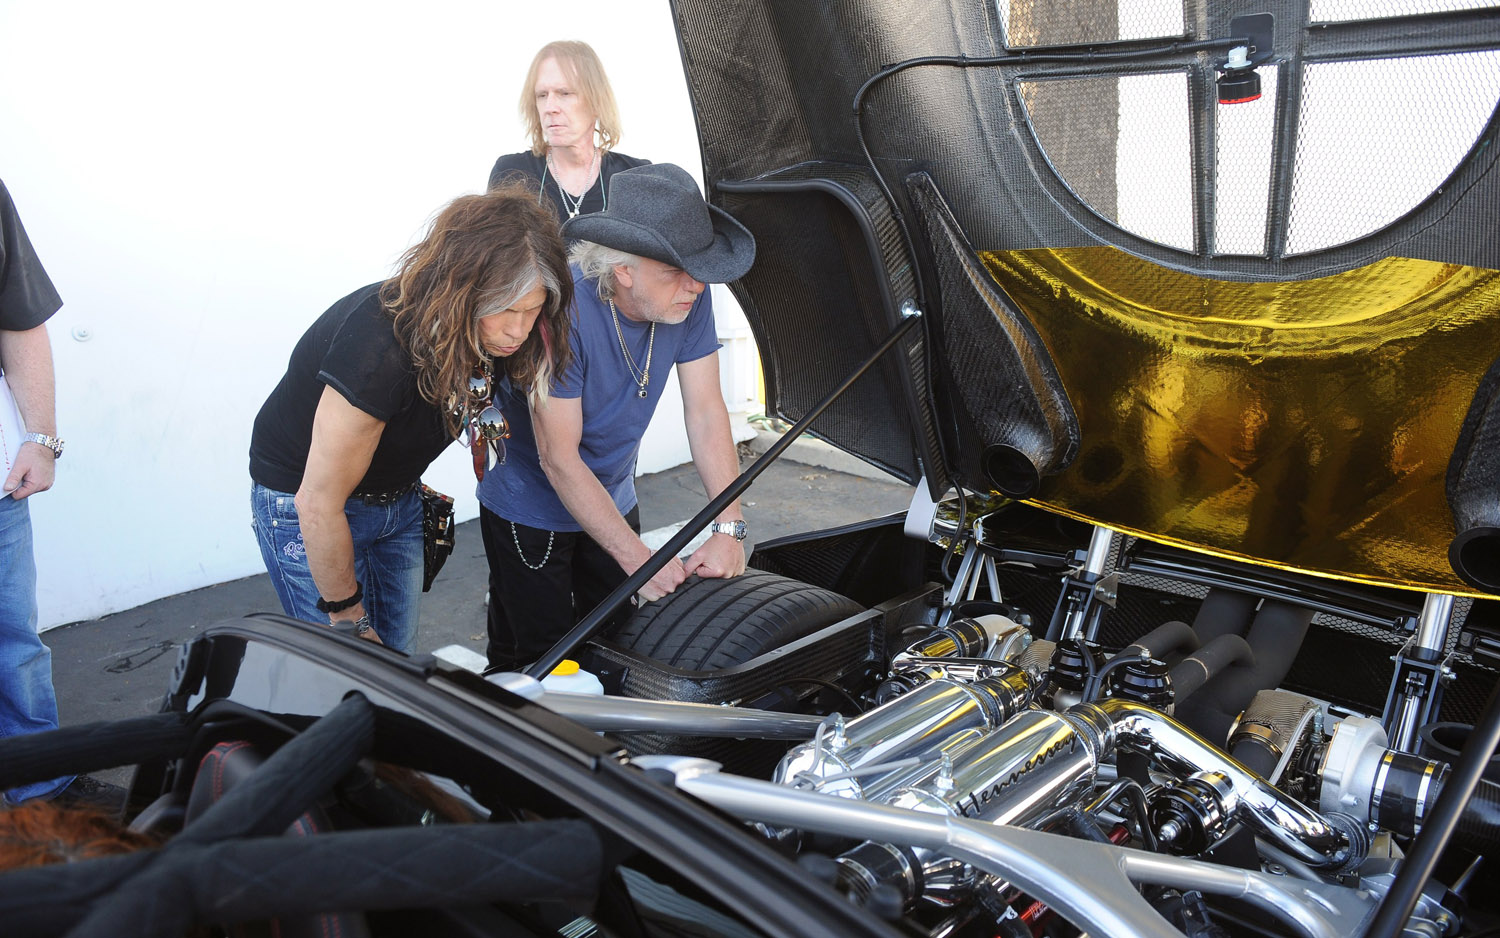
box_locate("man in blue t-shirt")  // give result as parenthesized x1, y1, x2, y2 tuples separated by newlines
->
(476, 164, 757, 670)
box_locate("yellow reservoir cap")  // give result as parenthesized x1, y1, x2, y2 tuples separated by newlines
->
(550, 660, 581, 676)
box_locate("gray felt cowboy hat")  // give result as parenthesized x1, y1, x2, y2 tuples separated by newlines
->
(561, 163, 756, 284)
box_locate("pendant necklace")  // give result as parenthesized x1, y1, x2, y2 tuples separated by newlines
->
(610, 299, 655, 399)
(545, 146, 600, 219)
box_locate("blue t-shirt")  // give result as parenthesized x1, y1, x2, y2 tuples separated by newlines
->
(475, 265, 722, 531)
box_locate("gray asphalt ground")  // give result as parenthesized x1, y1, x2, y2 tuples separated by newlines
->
(44, 442, 915, 785)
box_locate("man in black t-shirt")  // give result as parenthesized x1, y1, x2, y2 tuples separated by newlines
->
(0, 179, 72, 805)
(246, 185, 575, 654)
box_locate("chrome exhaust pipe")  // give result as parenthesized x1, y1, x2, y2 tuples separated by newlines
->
(1080, 698, 1361, 870)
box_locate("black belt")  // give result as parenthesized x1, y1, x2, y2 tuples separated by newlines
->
(352, 481, 417, 505)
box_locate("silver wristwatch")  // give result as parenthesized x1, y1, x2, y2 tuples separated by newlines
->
(709, 520, 747, 541)
(23, 433, 63, 460)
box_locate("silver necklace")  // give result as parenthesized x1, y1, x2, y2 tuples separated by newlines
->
(545, 147, 599, 219)
(610, 299, 655, 399)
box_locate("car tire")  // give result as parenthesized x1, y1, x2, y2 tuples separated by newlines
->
(612, 569, 864, 670)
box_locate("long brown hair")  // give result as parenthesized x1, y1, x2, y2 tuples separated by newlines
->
(0, 801, 159, 869)
(384, 183, 573, 435)
(520, 40, 623, 157)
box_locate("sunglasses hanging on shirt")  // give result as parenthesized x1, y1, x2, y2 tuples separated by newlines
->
(463, 363, 509, 482)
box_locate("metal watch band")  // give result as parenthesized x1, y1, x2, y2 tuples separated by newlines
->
(331, 615, 373, 637)
(23, 432, 63, 459)
(710, 520, 747, 541)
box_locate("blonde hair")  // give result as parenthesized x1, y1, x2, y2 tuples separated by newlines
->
(519, 40, 622, 157)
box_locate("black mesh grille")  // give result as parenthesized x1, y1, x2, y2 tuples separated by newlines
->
(749, 516, 929, 608)
(1019, 73, 1195, 251)
(1441, 658, 1500, 726)
(1287, 51, 1500, 255)
(979, 531, 1497, 722)
(676, 0, 1500, 278)
(1215, 65, 1280, 255)
(1310, 0, 1496, 21)
(998, 0, 1186, 46)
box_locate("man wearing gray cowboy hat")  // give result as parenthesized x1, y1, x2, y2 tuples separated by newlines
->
(475, 163, 756, 671)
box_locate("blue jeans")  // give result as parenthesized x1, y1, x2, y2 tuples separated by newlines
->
(250, 483, 423, 653)
(0, 494, 72, 804)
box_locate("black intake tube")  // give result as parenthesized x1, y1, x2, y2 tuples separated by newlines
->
(1229, 737, 1280, 781)
(1447, 355, 1500, 593)
(1374, 753, 1500, 855)
(1122, 620, 1200, 662)
(1188, 588, 1259, 645)
(1178, 601, 1314, 744)
(1168, 634, 1255, 702)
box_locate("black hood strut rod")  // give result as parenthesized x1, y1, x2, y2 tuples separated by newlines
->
(527, 310, 924, 678)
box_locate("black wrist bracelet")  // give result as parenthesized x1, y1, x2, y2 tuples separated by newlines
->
(316, 583, 363, 614)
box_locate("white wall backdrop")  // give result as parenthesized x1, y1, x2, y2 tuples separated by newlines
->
(0, 1, 755, 629)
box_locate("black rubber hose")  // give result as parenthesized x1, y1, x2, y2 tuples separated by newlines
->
(1087, 778, 1160, 852)
(1063, 808, 1113, 844)
(1122, 620, 1200, 662)
(1168, 634, 1255, 702)
(1086, 652, 1148, 702)
(1364, 677, 1500, 938)
(1189, 589, 1259, 644)
(1178, 601, 1314, 743)
(1229, 737, 1280, 781)
(1446, 355, 1500, 592)
(1237, 601, 1314, 691)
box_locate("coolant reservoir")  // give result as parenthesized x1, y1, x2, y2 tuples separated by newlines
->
(541, 659, 604, 695)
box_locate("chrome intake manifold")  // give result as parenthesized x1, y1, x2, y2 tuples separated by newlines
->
(769, 630, 1368, 910)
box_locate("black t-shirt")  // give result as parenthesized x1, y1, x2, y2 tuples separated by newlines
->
(487, 150, 650, 226)
(0, 180, 63, 338)
(248, 284, 453, 495)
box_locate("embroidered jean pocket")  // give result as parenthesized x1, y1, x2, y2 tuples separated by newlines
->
(262, 494, 307, 562)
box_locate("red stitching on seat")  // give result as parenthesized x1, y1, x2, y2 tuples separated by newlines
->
(196, 742, 347, 938)
(196, 740, 256, 802)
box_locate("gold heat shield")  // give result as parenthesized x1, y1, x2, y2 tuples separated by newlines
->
(979, 248, 1500, 596)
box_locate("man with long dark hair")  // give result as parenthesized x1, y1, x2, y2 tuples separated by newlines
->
(249, 183, 574, 651)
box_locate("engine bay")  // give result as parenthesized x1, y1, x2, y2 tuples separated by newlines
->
(560, 497, 1500, 938)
